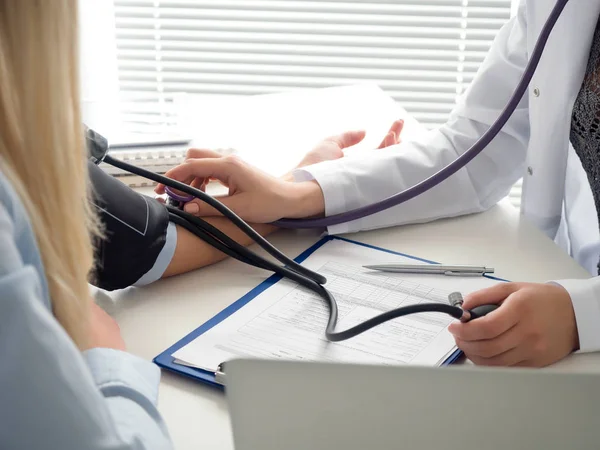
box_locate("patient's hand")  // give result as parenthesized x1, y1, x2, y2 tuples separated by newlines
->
(87, 302, 126, 351)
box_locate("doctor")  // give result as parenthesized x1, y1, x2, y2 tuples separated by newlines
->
(158, 0, 600, 368)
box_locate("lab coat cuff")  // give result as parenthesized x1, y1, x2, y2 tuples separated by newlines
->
(551, 278, 600, 353)
(133, 221, 177, 286)
(83, 348, 161, 405)
(293, 164, 354, 235)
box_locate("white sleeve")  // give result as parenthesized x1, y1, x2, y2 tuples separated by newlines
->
(553, 278, 600, 353)
(294, 0, 530, 235)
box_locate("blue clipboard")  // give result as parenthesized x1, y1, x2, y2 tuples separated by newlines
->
(153, 235, 505, 389)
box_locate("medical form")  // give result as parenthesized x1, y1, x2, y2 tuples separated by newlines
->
(172, 239, 500, 371)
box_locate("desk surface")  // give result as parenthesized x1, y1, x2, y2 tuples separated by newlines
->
(95, 199, 599, 450)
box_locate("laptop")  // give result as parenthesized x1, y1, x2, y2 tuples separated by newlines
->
(225, 359, 600, 450)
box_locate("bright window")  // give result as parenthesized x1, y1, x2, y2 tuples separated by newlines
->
(101, 0, 521, 205)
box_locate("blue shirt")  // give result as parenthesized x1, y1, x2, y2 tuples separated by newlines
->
(0, 169, 173, 449)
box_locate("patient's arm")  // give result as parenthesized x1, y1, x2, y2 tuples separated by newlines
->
(161, 221, 277, 278)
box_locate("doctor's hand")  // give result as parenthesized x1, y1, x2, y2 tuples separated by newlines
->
(447, 282, 579, 367)
(295, 119, 404, 168)
(157, 119, 404, 220)
(156, 154, 323, 223)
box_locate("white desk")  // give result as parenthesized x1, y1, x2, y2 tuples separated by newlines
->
(95, 199, 600, 450)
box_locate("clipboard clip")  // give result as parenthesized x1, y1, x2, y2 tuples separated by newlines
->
(215, 362, 227, 386)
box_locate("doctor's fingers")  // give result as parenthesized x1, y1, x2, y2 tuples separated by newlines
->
(164, 155, 244, 189)
(182, 194, 244, 218)
(378, 119, 404, 149)
(465, 345, 529, 367)
(454, 322, 523, 360)
(155, 173, 209, 201)
(155, 148, 222, 194)
(461, 282, 522, 310)
(185, 148, 225, 191)
(323, 130, 366, 150)
(169, 157, 289, 221)
(448, 293, 521, 341)
(379, 132, 396, 149)
(185, 148, 224, 159)
(183, 187, 290, 222)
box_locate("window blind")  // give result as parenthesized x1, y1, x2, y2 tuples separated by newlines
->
(112, 0, 521, 205)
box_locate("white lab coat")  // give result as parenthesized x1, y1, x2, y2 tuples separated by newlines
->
(297, 0, 600, 352)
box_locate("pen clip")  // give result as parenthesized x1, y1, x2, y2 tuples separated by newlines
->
(444, 270, 484, 277)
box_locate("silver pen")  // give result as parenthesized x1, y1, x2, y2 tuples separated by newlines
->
(362, 264, 494, 276)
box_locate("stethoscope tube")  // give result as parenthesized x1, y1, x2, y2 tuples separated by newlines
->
(270, 0, 570, 229)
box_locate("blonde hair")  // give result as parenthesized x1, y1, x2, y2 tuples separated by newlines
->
(0, 0, 100, 349)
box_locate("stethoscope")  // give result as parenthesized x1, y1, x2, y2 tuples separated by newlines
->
(90, 0, 569, 342)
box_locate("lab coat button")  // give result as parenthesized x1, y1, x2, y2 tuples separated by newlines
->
(527, 166, 533, 175)
(533, 88, 540, 97)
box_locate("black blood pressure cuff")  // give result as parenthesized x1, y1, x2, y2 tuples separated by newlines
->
(88, 161, 170, 291)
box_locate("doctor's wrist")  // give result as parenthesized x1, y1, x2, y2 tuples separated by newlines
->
(287, 180, 325, 219)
